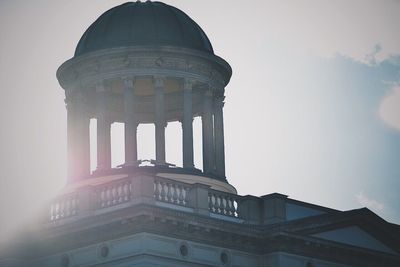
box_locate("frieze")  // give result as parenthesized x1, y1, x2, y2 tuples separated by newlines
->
(57, 47, 230, 90)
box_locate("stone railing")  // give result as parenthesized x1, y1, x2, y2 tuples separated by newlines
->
(154, 177, 190, 207)
(96, 178, 132, 209)
(49, 192, 79, 221)
(47, 175, 288, 225)
(208, 190, 239, 218)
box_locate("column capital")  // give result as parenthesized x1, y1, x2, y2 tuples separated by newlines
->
(65, 91, 88, 111)
(156, 120, 168, 128)
(122, 76, 135, 89)
(183, 78, 194, 91)
(204, 89, 213, 97)
(75, 90, 87, 102)
(95, 80, 106, 93)
(179, 117, 194, 125)
(153, 75, 165, 88)
(65, 89, 73, 103)
(214, 95, 225, 107)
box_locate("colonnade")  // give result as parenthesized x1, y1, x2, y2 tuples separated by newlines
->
(66, 77, 226, 182)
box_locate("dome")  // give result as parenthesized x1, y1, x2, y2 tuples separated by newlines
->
(75, 1, 214, 56)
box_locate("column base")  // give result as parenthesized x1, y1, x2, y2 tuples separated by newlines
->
(120, 161, 140, 168)
(154, 161, 168, 167)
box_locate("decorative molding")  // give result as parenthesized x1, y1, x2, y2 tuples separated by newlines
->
(57, 47, 231, 91)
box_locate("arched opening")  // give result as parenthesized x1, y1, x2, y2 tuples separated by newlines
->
(137, 123, 155, 164)
(111, 122, 125, 168)
(165, 121, 182, 167)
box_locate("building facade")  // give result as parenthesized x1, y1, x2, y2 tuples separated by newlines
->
(1, 1, 399, 267)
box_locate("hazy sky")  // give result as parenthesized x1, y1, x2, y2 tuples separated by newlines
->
(1, 0, 400, 239)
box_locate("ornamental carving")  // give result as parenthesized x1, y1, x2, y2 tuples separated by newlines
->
(58, 48, 231, 90)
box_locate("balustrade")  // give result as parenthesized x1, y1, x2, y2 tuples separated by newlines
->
(49, 193, 78, 222)
(208, 191, 239, 218)
(96, 178, 132, 209)
(48, 176, 245, 224)
(154, 178, 190, 206)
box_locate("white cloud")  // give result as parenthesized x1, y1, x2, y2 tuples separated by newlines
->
(356, 191, 384, 211)
(379, 86, 400, 131)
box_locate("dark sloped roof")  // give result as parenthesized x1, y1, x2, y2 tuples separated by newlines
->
(264, 208, 400, 254)
(75, 1, 214, 56)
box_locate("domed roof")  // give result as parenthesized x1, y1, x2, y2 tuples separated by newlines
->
(75, 1, 214, 56)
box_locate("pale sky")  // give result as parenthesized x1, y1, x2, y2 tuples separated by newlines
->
(0, 0, 400, 239)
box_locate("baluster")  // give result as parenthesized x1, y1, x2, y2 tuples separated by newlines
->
(71, 196, 77, 215)
(99, 190, 103, 208)
(183, 187, 189, 205)
(212, 195, 217, 213)
(116, 185, 120, 203)
(211, 194, 217, 213)
(55, 202, 60, 220)
(106, 187, 111, 207)
(158, 181, 162, 200)
(230, 197, 235, 216)
(65, 198, 71, 217)
(124, 183, 129, 201)
(214, 195, 219, 213)
(233, 199, 238, 217)
(217, 195, 223, 214)
(118, 184, 123, 202)
(124, 182, 129, 201)
(208, 194, 212, 212)
(110, 186, 115, 206)
(153, 180, 158, 199)
(160, 182, 167, 201)
(53, 203, 57, 220)
(118, 184, 123, 203)
(101, 188, 105, 208)
(217, 195, 222, 214)
(112, 187, 117, 205)
(172, 184, 178, 203)
(167, 183, 173, 202)
(154, 181, 159, 200)
(221, 196, 227, 215)
(122, 183, 127, 201)
(102, 189, 105, 207)
(50, 204, 54, 221)
(224, 197, 230, 216)
(69, 197, 74, 216)
(103, 189, 108, 208)
(178, 185, 184, 205)
(228, 197, 234, 216)
(59, 200, 65, 218)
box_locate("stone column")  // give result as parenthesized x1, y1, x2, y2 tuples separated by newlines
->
(182, 79, 194, 169)
(154, 76, 166, 165)
(202, 89, 215, 174)
(214, 95, 225, 178)
(123, 77, 138, 166)
(75, 92, 91, 178)
(66, 93, 77, 181)
(96, 82, 112, 171)
(66, 91, 90, 182)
